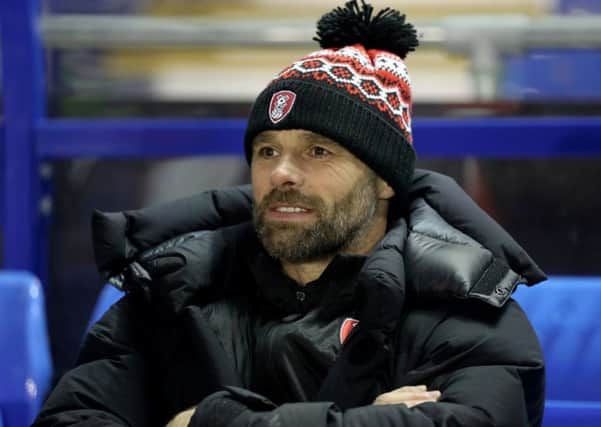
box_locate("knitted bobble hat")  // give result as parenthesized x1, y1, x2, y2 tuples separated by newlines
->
(244, 0, 419, 200)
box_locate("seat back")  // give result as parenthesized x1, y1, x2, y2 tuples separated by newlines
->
(513, 276, 601, 427)
(0, 271, 52, 427)
(501, 49, 601, 100)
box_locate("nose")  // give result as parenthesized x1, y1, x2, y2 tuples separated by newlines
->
(270, 156, 305, 189)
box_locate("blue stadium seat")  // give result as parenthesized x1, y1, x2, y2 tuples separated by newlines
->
(557, 0, 601, 14)
(501, 49, 601, 100)
(0, 271, 52, 427)
(513, 276, 601, 427)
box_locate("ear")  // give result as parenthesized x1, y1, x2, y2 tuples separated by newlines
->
(376, 177, 395, 200)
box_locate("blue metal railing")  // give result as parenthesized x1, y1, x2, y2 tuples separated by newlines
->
(33, 116, 601, 159)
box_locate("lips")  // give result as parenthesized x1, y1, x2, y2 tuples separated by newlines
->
(266, 204, 315, 221)
(256, 190, 323, 223)
(272, 205, 311, 213)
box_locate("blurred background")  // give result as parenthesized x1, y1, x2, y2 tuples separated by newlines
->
(1, 0, 601, 421)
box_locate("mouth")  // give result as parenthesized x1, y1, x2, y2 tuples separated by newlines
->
(266, 204, 315, 221)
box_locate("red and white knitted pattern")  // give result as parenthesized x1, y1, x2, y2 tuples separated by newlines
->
(276, 44, 413, 143)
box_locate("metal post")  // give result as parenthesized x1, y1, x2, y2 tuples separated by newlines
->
(469, 40, 501, 101)
(0, 0, 45, 275)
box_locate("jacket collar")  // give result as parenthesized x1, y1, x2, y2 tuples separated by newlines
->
(92, 170, 546, 310)
(246, 246, 365, 318)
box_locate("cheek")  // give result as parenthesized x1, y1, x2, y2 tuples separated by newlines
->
(314, 164, 362, 193)
(251, 164, 270, 203)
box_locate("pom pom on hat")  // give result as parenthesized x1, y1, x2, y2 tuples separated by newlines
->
(314, 0, 419, 59)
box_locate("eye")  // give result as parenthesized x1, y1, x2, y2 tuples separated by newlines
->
(256, 146, 278, 158)
(309, 145, 332, 158)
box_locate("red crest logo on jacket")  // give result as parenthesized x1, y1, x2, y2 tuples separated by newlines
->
(269, 90, 296, 124)
(339, 318, 360, 345)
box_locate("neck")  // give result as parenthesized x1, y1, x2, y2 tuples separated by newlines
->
(281, 201, 389, 285)
(281, 258, 335, 286)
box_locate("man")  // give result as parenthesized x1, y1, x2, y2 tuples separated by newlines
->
(34, 1, 546, 426)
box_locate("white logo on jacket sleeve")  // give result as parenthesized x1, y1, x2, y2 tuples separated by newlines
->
(269, 90, 296, 124)
(339, 317, 360, 344)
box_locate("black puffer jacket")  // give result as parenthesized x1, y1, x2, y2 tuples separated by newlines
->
(33, 169, 546, 427)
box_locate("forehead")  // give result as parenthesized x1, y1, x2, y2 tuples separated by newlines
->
(252, 129, 342, 147)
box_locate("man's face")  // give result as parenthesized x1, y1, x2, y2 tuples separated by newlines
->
(251, 129, 386, 263)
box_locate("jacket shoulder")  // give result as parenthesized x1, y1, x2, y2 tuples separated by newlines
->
(398, 298, 543, 370)
(92, 185, 253, 281)
(410, 169, 546, 286)
(405, 198, 523, 307)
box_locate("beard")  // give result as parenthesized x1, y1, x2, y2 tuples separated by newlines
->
(253, 173, 380, 263)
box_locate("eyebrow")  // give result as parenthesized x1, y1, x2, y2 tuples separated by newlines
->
(251, 131, 339, 148)
(298, 132, 338, 146)
(252, 135, 275, 146)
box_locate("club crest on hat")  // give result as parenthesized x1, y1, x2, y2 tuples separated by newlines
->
(269, 90, 296, 124)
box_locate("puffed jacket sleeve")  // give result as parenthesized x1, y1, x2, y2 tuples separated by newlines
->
(189, 300, 544, 427)
(32, 293, 154, 426)
(32, 225, 250, 427)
